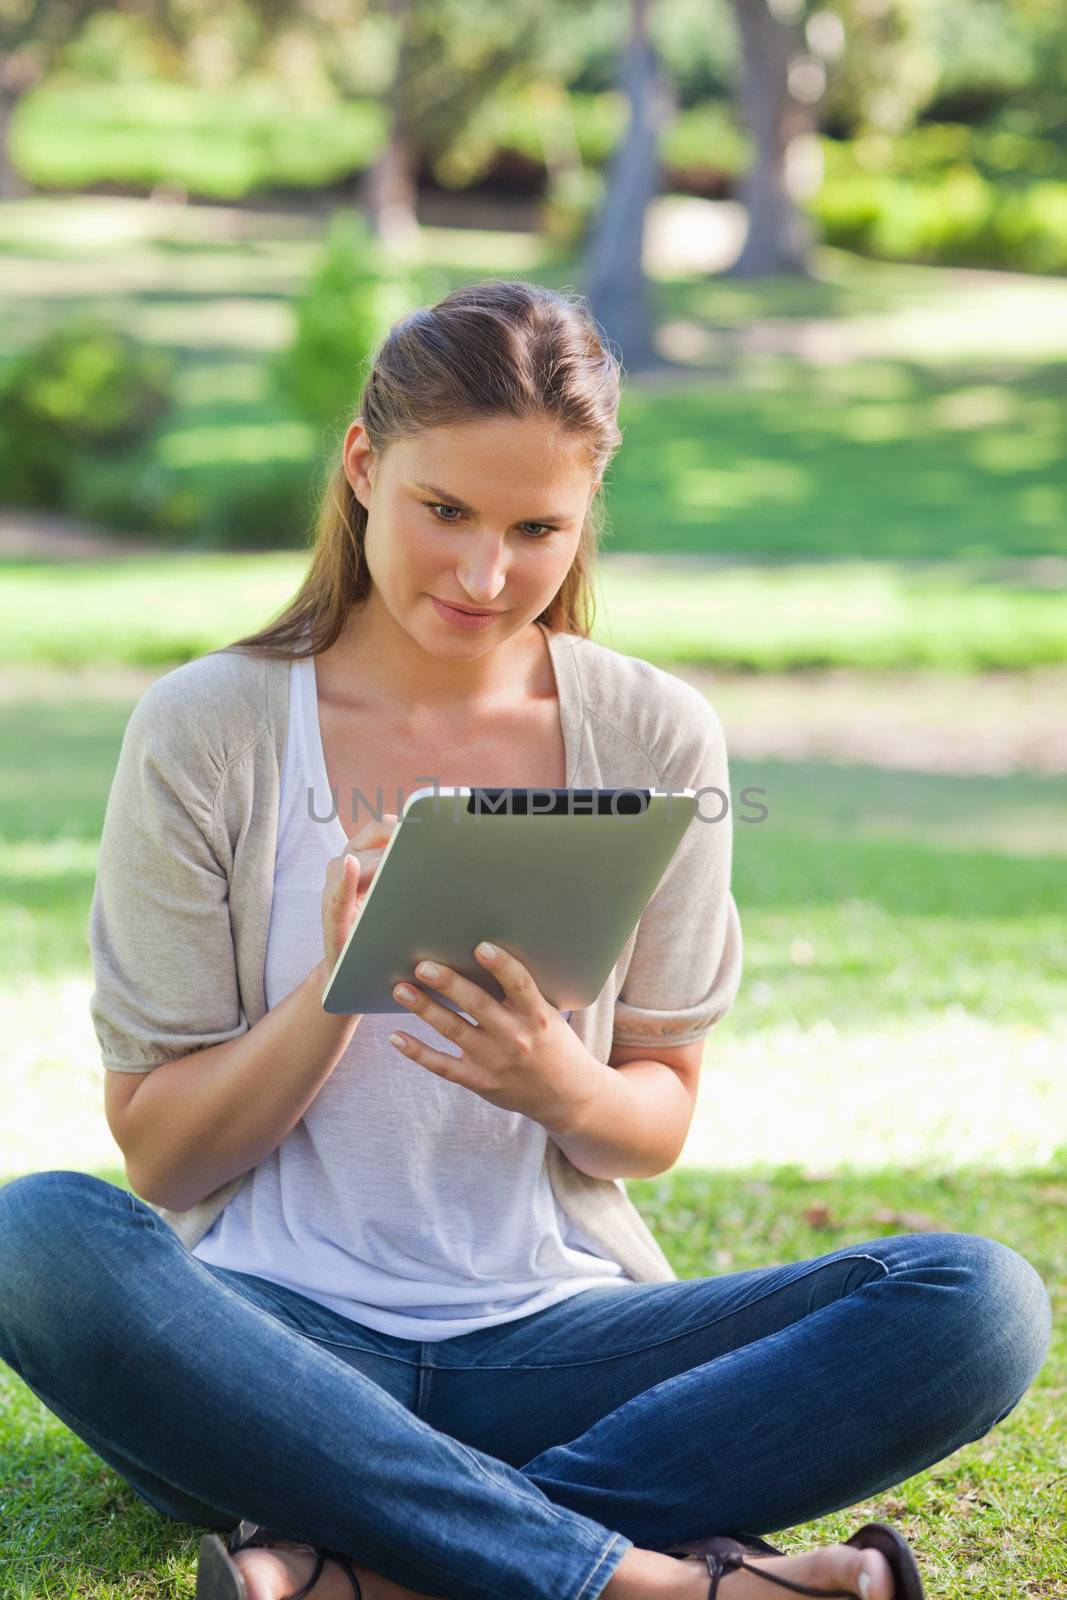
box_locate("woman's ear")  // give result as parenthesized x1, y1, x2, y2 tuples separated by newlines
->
(343, 418, 376, 509)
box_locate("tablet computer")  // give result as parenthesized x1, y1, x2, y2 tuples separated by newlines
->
(320, 786, 699, 1018)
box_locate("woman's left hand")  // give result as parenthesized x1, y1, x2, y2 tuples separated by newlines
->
(388, 942, 599, 1135)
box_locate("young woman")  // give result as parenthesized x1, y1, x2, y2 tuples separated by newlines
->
(0, 281, 1051, 1600)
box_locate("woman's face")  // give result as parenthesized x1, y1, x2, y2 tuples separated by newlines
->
(343, 414, 599, 646)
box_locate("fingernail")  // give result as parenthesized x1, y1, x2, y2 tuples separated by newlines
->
(417, 962, 442, 981)
(477, 942, 498, 959)
(858, 1572, 871, 1599)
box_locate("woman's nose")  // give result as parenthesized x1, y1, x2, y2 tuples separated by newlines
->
(458, 543, 508, 601)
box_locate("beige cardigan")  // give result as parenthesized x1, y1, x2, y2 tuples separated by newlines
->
(88, 621, 743, 1282)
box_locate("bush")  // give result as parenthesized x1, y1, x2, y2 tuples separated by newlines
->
(190, 460, 325, 551)
(0, 318, 174, 508)
(271, 210, 426, 437)
(539, 165, 605, 252)
(810, 123, 1067, 272)
(68, 453, 200, 544)
(65, 451, 325, 550)
(11, 78, 385, 200)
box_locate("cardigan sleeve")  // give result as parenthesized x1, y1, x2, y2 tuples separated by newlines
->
(88, 680, 246, 1073)
(611, 692, 743, 1050)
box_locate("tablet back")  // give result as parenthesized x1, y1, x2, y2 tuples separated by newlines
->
(321, 786, 698, 1017)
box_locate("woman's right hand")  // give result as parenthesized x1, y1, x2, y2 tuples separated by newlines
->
(321, 814, 399, 974)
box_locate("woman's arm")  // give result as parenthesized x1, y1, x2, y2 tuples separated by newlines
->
(550, 682, 742, 1179)
(112, 958, 359, 1211)
(548, 1038, 703, 1180)
(89, 667, 370, 1211)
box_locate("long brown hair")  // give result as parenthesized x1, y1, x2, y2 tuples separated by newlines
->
(226, 278, 625, 660)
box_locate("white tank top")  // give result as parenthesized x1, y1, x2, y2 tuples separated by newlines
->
(191, 653, 628, 1338)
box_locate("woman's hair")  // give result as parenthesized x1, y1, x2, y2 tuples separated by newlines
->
(226, 278, 624, 659)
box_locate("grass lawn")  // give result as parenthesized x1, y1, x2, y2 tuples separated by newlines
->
(1, 628, 1064, 1596)
(1, 551, 1064, 672)
(1, 196, 1065, 616)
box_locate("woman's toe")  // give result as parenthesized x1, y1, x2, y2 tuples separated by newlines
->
(847, 1546, 895, 1600)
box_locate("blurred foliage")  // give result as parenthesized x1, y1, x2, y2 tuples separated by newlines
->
(10, 79, 751, 199)
(12, 74, 1066, 276)
(12, 0, 1067, 223)
(0, 318, 174, 507)
(50, 0, 741, 108)
(812, 121, 1067, 272)
(65, 452, 329, 550)
(270, 209, 428, 436)
(9, 77, 386, 199)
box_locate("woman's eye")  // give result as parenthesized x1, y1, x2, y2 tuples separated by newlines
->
(425, 502, 550, 539)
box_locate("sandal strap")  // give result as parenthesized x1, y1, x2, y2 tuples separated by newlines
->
(281, 1547, 327, 1600)
(705, 1551, 855, 1598)
(224, 1523, 362, 1600)
(323, 1548, 364, 1600)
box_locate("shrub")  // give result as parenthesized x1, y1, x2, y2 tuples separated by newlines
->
(0, 318, 174, 508)
(272, 210, 424, 437)
(191, 460, 324, 551)
(69, 453, 200, 543)
(810, 124, 1067, 273)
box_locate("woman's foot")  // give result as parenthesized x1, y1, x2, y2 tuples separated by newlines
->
(229, 1541, 444, 1600)
(598, 1540, 897, 1600)
(689, 1544, 894, 1600)
(230, 1534, 896, 1600)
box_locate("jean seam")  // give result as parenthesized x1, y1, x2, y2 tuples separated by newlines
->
(198, 1271, 423, 1366)
(416, 1342, 434, 1420)
(281, 1334, 421, 1365)
(571, 1533, 629, 1600)
(440, 1251, 893, 1371)
(449, 1434, 610, 1544)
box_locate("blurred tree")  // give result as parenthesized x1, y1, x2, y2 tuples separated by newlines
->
(352, 0, 548, 249)
(817, 0, 935, 139)
(582, 0, 674, 372)
(356, 0, 418, 249)
(0, 0, 105, 196)
(997, 0, 1067, 137)
(725, 0, 938, 276)
(726, 0, 823, 276)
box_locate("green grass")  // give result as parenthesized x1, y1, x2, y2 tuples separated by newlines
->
(1, 552, 1065, 672)
(10, 78, 387, 199)
(605, 357, 1067, 561)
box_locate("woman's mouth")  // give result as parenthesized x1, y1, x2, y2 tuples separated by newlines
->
(429, 596, 502, 630)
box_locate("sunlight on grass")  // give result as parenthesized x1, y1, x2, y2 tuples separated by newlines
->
(681, 1013, 1067, 1173)
(2, 555, 1064, 671)
(674, 457, 812, 510)
(969, 431, 1062, 472)
(3, 199, 1066, 563)
(2, 976, 1063, 1184)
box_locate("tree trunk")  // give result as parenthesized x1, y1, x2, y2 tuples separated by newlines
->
(354, 0, 420, 251)
(356, 124, 421, 252)
(728, 0, 817, 277)
(582, 0, 674, 374)
(0, 75, 32, 200)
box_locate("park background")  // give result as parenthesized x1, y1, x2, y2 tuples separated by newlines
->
(0, 0, 1064, 1594)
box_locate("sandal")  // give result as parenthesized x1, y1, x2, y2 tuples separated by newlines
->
(195, 1517, 363, 1599)
(669, 1521, 925, 1600)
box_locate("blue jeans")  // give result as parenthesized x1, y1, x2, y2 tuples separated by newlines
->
(0, 1171, 1052, 1600)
